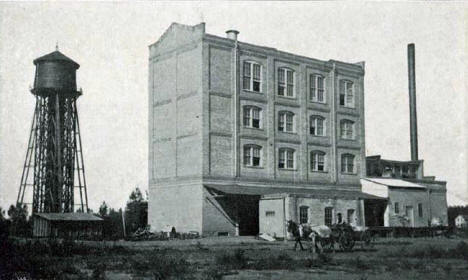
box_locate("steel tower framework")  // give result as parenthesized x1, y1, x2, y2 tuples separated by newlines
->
(17, 50, 88, 214)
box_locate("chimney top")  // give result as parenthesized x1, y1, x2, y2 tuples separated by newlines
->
(226, 29, 239, 40)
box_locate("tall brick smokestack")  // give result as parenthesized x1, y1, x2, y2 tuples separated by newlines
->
(408, 43, 418, 161)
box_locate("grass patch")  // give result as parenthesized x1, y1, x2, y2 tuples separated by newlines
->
(384, 241, 468, 260)
(216, 248, 249, 269)
(128, 252, 193, 279)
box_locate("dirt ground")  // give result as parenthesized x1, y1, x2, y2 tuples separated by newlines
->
(6, 236, 468, 279)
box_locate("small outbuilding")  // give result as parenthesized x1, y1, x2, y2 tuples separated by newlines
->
(33, 212, 103, 239)
(361, 178, 448, 227)
(455, 215, 468, 228)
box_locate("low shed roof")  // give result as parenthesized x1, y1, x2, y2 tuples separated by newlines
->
(35, 212, 103, 222)
(363, 178, 426, 189)
(205, 185, 386, 200)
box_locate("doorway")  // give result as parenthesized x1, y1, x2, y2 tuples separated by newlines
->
(364, 199, 387, 226)
(405, 206, 414, 227)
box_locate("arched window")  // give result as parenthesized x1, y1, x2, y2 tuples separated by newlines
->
(299, 206, 309, 224)
(310, 151, 326, 172)
(243, 106, 262, 128)
(278, 111, 295, 132)
(243, 145, 261, 167)
(339, 80, 354, 107)
(341, 153, 355, 174)
(243, 61, 262, 92)
(310, 115, 325, 136)
(278, 148, 295, 169)
(340, 119, 355, 139)
(278, 67, 295, 97)
(310, 74, 325, 103)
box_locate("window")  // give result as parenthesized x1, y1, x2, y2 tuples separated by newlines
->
(340, 120, 355, 139)
(311, 151, 325, 172)
(310, 116, 325, 136)
(402, 166, 409, 175)
(265, 211, 275, 217)
(299, 206, 309, 224)
(347, 209, 355, 224)
(394, 202, 399, 214)
(243, 106, 261, 128)
(278, 111, 295, 132)
(310, 74, 325, 103)
(341, 154, 355, 173)
(394, 165, 401, 177)
(243, 61, 262, 92)
(418, 203, 423, 217)
(278, 148, 295, 169)
(337, 213, 343, 224)
(278, 68, 295, 97)
(243, 145, 261, 167)
(324, 207, 333, 226)
(339, 80, 354, 107)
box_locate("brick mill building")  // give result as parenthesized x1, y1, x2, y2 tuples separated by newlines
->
(148, 23, 447, 236)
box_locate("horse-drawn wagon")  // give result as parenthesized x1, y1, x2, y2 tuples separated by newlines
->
(287, 220, 373, 252)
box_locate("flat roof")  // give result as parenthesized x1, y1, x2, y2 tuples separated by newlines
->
(363, 178, 426, 189)
(35, 212, 103, 222)
(205, 185, 385, 200)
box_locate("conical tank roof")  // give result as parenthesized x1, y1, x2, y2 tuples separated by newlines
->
(33, 50, 80, 68)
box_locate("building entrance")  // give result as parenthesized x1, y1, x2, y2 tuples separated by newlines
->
(364, 199, 387, 226)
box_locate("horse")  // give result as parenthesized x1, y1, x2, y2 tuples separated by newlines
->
(286, 220, 334, 253)
(286, 220, 309, 251)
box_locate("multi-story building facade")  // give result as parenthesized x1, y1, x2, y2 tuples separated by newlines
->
(148, 23, 380, 236)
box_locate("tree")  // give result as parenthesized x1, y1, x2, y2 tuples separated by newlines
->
(129, 187, 144, 203)
(125, 187, 148, 235)
(99, 201, 108, 217)
(7, 204, 30, 236)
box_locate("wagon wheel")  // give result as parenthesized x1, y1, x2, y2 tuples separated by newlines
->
(339, 232, 355, 252)
(360, 231, 374, 250)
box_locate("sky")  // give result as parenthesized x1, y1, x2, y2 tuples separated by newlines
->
(0, 2, 466, 213)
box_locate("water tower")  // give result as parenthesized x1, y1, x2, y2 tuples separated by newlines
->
(17, 48, 88, 214)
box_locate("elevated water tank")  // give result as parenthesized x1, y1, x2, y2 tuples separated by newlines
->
(32, 50, 80, 96)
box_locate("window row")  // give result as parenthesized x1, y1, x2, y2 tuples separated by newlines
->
(243, 106, 356, 139)
(299, 206, 356, 226)
(243, 145, 356, 174)
(241, 61, 356, 107)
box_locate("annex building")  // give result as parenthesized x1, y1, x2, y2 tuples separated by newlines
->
(362, 155, 448, 227)
(148, 22, 389, 236)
